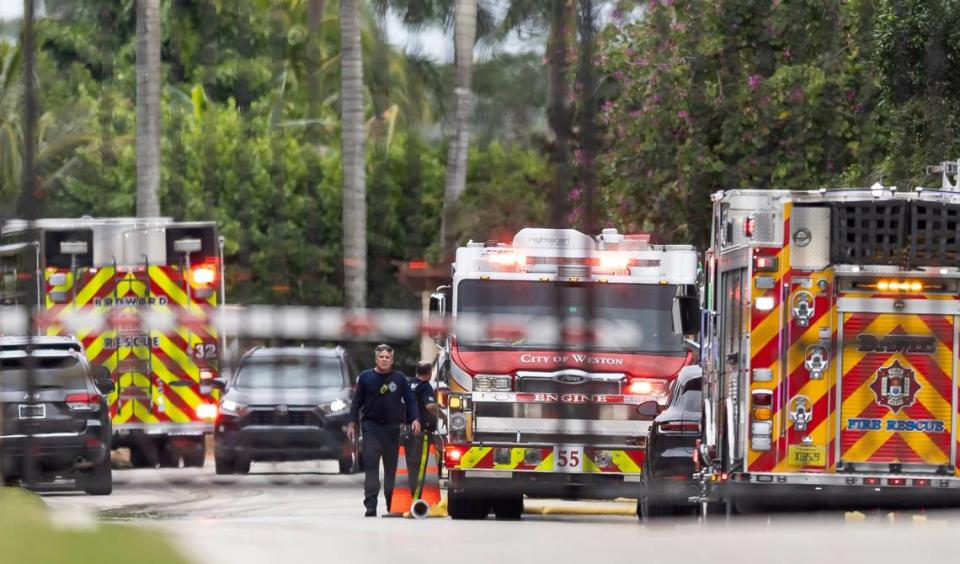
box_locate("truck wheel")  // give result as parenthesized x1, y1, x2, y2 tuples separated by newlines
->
(492, 494, 523, 520)
(215, 453, 235, 475)
(129, 444, 157, 468)
(80, 458, 113, 496)
(234, 457, 251, 475)
(183, 438, 206, 468)
(448, 489, 490, 520)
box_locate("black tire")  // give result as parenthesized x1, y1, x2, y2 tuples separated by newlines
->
(234, 457, 251, 474)
(158, 439, 181, 468)
(80, 458, 113, 496)
(183, 439, 206, 468)
(448, 489, 490, 520)
(129, 444, 156, 468)
(492, 494, 523, 520)
(638, 462, 680, 521)
(214, 453, 235, 475)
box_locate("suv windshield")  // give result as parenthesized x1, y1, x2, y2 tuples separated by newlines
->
(235, 356, 345, 389)
(456, 280, 685, 354)
(0, 356, 87, 390)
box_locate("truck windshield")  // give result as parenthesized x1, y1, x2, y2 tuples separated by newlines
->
(456, 280, 686, 354)
(235, 357, 345, 389)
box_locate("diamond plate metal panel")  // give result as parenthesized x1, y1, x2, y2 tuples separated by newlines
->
(791, 206, 830, 270)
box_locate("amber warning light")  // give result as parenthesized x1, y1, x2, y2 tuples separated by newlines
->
(854, 280, 942, 293)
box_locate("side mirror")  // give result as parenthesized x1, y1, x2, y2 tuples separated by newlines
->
(429, 291, 446, 316)
(429, 285, 451, 344)
(94, 366, 114, 395)
(672, 294, 701, 336)
(637, 400, 661, 418)
(206, 378, 227, 392)
(435, 354, 450, 384)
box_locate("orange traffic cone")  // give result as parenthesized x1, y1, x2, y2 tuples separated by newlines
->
(388, 434, 441, 518)
(387, 443, 413, 516)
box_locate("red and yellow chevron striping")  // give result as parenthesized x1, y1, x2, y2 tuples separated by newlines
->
(451, 446, 645, 474)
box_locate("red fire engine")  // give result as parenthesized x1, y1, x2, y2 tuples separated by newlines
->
(433, 227, 700, 519)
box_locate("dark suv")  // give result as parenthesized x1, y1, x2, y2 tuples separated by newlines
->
(0, 336, 114, 495)
(213, 346, 356, 475)
(638, 366, 702, 519)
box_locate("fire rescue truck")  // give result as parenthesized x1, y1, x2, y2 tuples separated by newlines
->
(699, 164, 960, 512)
(0, 218, 224, 468)
(432, 227, 700, 519)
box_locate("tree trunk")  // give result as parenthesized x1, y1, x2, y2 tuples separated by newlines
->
(135, 0, 161, 217)
(306, 0, 325, 144)
(576, 0, 598, 234)
(340, 0, 367, 309)
(547, 0, 575, 228)
(440, 0, 477, 258)
(17, 0, 38, 220)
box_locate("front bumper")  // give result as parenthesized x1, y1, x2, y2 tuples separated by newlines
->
(445, 443, 647, 498)
(215, 426, 348, 462)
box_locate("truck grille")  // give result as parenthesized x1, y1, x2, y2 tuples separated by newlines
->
(246, 409, 320, 427)
(518, 379, 620, 395)
(476, 402, 641, 421)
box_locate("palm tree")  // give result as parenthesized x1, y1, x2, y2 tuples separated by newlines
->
(135, 0, 161, 217)
(306, 0, 327, 144)
(440, 0, 477, 257)
(341, 0, 367, 309)
(0, 41, 23, 206)
(500, 0, 574, 166)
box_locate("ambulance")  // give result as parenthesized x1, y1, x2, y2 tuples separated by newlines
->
(1, 218, 223, 467)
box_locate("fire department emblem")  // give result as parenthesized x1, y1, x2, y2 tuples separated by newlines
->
(869, 360, 919, 414)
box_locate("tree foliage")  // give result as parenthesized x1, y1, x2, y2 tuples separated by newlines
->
(597, 0, 887, 246)
(0, 0, 552, 307)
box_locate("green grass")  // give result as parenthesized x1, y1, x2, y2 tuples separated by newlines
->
(0, 488, 191, 564)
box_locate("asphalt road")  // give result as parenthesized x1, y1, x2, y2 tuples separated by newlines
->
(37, 462, 960, 564)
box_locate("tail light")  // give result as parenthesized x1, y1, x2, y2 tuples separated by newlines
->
(751, 390, 773, 420)
(444, 445, 467, 468)
(65, 392, 101, 411)
(660, 421, 701, 434)
(750, 390, 773, 451)
(196, 403, 218, 420)
(199, 368, 214, 380)
(191, 265, 217, 286)
(436, 388, 449, 408)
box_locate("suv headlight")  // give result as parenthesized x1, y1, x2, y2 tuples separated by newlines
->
(474, 375, 512, 391)
(220, 398, 244, 416)
(324, 398, 349, 414)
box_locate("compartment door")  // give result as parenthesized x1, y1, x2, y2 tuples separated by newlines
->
(838, 309, 955, 471)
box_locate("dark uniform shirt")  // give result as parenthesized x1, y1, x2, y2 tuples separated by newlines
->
(409, 378, 438, 432)
(350, 369, 419, 425)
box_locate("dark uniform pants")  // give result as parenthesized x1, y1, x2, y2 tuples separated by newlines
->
(361, 421, 400, 512)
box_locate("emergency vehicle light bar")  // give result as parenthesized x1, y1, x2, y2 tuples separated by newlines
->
(852, 279, 943, 293)
(478, 251, 660, 274)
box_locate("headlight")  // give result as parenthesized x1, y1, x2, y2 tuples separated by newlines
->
(328, 399, 349, 413)
(220, 398, 244, 416)
(474, 375, 512, 391)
